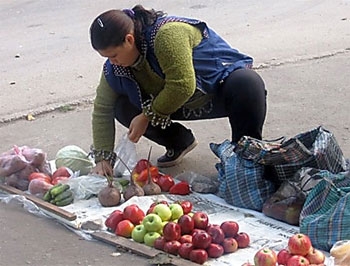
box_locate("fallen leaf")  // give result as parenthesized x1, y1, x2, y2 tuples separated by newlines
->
(27, 114, 35, 121)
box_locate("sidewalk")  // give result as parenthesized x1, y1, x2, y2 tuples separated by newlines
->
(1, 52, 349, 168)
(1, 41, 349, 266)
(0, 22, 350, 265)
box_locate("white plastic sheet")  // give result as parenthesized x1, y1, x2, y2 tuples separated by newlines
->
(1, 188, 333, 265)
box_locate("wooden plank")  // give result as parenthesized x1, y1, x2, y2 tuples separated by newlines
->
(92, 231, 159, 258)
(91, 231, 199, 266)
(0, 184, 77, 221)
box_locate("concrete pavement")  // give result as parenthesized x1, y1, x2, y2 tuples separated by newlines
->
(1, 53, 349, 266)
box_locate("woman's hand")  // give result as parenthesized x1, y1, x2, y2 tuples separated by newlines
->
(91, 160, 114, 177)
(128, 113, 149, 143)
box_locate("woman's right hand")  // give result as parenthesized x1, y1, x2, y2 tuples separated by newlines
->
(128, 113, 149, 143)
(91, 160, 114, 177)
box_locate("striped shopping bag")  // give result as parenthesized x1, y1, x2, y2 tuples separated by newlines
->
(235, 126, 348, 182)
(299, 171, 350, 251)
(210, 140, 276, 211)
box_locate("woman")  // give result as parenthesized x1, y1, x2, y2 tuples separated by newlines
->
(89, 5, 267, 176)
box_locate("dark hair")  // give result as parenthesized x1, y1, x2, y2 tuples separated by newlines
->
(90, 5, 165, 51)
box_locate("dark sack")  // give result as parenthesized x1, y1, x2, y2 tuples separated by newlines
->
(262, 167, 324, 225)
(299, 170, 350, 251)
(235, 126, 348, 181)
(210, 140, 276, 211)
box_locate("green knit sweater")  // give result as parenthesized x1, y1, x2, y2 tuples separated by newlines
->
(92, 22, 202, 157)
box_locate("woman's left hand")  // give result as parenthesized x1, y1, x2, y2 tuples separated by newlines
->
(128, 113, 149, 143)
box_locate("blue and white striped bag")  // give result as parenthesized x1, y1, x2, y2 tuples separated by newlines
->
(210, 140, 276, 211)
(299, 170, 350, 251)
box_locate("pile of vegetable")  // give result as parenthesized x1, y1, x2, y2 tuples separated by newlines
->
(130, 159, 191, 196)
(0, 144, 190, 209)
(43, 183, 74, 207)
(96, 148, 191, 207)
(28, 166, 72, 199)
(0, 145, 51, 190)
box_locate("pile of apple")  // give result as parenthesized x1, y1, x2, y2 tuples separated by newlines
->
(104, 200, 250, 264)
(252, 233, 326, 266)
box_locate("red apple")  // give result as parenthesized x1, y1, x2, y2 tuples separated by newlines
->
(235, 232, 250, 248)
(158, 200, 169, 206)
(192, 230, 212, 249)
(288, 234, 312, 256)
(305, 248, 325, 264)
(178, 242, 194, 259)
(148, 201, 169, 208)
(146, 205, 155, 215)
(179, 234, 192, 244)
(146, 202, 158, 214)
(178, 214, 195, 235)
(206, 224, 225, 244)
(115, 219, 134, 238)
(163, 222, 181, 241)
(189, 249, 208, 265)
(254, 248, 278, 266)
(207, 243, 224, 258)
(192, 212, 209, 229)
(179, 200, 193, 214)
(154, 236, 166, 251)
(123, 204, 145, 225)
(191, 228, 203, 236)
(104, 210, 124, 232)
(222, 237, 238, 253)
(287, 255, 310, 266)
(277, 248, 293, 265)
(148, 201, 169, 213)
(163, 240, 181, 255)
(220, 220, 239, 237)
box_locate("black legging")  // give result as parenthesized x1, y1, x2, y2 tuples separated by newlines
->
(115, 68, 267, 149)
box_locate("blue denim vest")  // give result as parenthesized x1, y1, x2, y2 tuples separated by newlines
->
(103, 16, 253, 110)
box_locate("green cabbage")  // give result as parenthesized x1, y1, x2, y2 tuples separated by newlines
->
(55, 145, 94, 175)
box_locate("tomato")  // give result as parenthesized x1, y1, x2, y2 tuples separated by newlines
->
(28, 172, 52, 183)
(169, 181, 191, 195)
(132, 159, 150, 174)
(133, 166, 159, 187)
(52, 167, 71, 180)
(156, 174, 175, 192)
(52, 176, 70, 185)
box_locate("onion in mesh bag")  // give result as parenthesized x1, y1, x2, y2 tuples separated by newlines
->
(55, 145, 94, 175)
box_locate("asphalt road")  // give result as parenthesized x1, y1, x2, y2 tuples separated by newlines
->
(0, 0, 349, 265)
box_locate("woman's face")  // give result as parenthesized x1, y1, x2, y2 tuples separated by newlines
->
(98, 33, 139, 67)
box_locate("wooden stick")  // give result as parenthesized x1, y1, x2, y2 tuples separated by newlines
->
(91, 231, 199, 266)
(0, 184, 77, 221)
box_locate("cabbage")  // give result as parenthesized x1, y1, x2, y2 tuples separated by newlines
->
(55, 145, 94, 175)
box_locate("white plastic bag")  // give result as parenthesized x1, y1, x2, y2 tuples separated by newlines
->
(62, 174, 107, 200)
(113, 133, 138, 177)
(330, 240, 350, 266)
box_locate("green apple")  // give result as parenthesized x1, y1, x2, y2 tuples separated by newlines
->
(142, 213, 163, 232)
(153, 204, 172, 222)
(144, 232, 161, 247)
(169, 203, 184, 220)
(131, 224, 147, 243)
